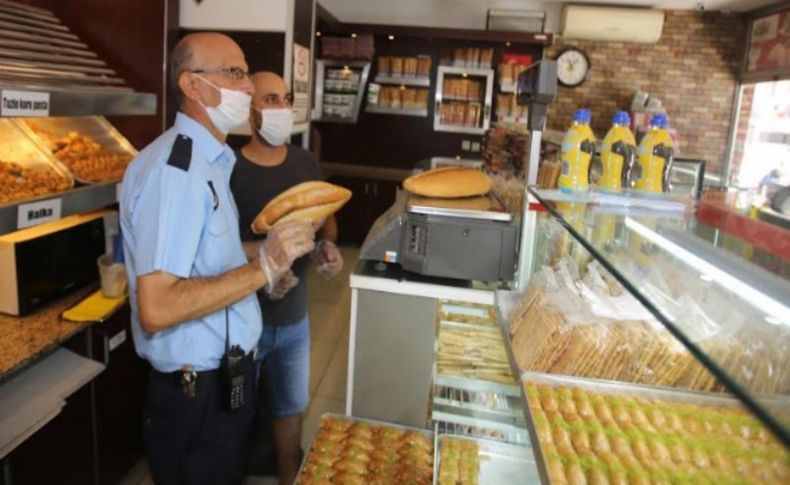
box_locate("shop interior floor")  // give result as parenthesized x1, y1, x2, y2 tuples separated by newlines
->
(118, 246, 359, 485)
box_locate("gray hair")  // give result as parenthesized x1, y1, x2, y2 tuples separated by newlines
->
(170, 39, 195, 107)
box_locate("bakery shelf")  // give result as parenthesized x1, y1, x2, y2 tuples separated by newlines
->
(374, 74, 430, 87)
(0, 179, 117, 236)
(0, 2, 155, 117)
(505, 187, 790, 451)
(365, 105, 428, 117)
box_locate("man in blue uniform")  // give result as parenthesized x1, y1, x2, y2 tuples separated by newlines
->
(230, 72, 343, 485)
(119, 33, 315, 485)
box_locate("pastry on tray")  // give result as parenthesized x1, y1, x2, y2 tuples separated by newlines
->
(297, 416, 433, 484)
(523, 381, 790, 485)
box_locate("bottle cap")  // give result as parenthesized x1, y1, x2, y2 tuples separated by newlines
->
(651, 113, 669, 128)
(612, 111, 630, 126)
(572, 108, 591, 124)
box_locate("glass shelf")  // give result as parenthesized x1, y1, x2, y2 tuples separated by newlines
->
(524, 186, 790, 447)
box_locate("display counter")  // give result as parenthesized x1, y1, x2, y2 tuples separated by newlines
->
(347, 259, 494, 427)
(339, 185, 789, 484)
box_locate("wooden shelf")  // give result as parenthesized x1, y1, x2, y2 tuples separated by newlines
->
(366, 105, 428, 117)
(374, 75, 430, 87)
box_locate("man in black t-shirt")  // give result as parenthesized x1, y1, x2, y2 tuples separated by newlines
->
(230, 72, 343, 485)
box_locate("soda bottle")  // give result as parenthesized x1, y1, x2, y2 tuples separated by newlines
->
(634, 113, 674, 194)
(599, 111, 636, 193)
(558, 109, 596, 193)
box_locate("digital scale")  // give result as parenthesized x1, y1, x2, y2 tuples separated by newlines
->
(360, 61, 558, 283)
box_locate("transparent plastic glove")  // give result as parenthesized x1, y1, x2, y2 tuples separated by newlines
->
(312, 240, 343, 278)
(258, 220, 315, 292)
(266, 269, 299, 300)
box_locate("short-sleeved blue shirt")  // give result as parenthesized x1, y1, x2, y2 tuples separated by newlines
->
(120, 113, 262, 372)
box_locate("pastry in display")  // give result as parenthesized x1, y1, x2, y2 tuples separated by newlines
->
(48, 131, 133, 182)
(403, 167, 492, 198)
(297, 416, 433, 485)
(509, 254, 790, 395)
(436, 325, 514, 385)
(438, 437, 480, 485)
(0, 161, 71, 202)
(252, 181, 352, 234)
(524, 381, 790, 484)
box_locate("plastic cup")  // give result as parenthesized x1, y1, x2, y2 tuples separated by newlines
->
(97, 253, 127, 298)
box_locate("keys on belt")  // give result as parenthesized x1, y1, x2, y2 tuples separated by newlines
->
(180, 370, 197, 398)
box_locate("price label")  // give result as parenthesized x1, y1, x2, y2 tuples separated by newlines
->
(108, 329, 126, 352)
(17, 198, 62, 229)
(1, 90, 50, 117)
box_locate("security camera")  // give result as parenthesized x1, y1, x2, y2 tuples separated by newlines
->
(695, 3, 706, 11)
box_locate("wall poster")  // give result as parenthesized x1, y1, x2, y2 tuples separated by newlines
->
(292, 42, 311, 124)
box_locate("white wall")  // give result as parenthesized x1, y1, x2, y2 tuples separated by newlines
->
(180, 0, 288, 31)
(319, 0, 775, 33)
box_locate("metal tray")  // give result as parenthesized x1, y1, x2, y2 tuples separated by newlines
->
(296, 412, 434, 483)
(408, 193, 513, 222)
(438, 300, 497, 328)
(518, 371, 790, 485)
(433, 434, 539, 485)
(16, 116, 137, 183)
(0, 118, 74, 201)
(433, 373, 524, 426)
(433, 410, 529, 446)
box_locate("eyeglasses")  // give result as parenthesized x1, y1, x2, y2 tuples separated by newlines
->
(190, 67, 250, 82)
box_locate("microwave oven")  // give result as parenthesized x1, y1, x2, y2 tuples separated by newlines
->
(0, 211, 110, 316)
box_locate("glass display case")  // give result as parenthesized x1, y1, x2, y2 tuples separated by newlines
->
(434, 66, 494, 134)
(496, 187, 790, 483)
(314, 59, 371, 123)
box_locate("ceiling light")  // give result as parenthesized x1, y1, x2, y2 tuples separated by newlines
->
(351, 33, 357, 38)
(316, 31, 321, 37)
(388, 35, 395, 40)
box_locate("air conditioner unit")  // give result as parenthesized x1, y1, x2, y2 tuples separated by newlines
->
(561, 5, 665, 43)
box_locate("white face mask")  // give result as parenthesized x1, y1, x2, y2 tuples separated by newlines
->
(194, 74, 251, 135)
(256, 107, 293, 146)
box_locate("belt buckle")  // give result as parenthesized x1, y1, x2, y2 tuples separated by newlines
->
(179, 369, 197, 398)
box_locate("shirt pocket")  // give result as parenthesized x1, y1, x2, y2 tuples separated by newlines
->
(208, 210, 229, 236)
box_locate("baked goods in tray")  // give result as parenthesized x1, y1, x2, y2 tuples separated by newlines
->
(0, 160, 71, 202)
(49, 131, 132, 182)
(438, 436, 480, 485)
(297, 415, 433, 484)
(508, 255, 790, 395)
(523, 380, 789, 485)
(403, 167, 492, 198)
(252, 181, 352, 234)
(437, 326, 515, 385)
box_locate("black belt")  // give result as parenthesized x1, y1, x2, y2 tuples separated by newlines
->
(150, 367, 221, 384)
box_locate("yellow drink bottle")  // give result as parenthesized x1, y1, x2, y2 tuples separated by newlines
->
(599, 111, 636, 193)
(558, 109, 596, 193)
(592, 212, 618, 253)
(634, 113, 674, 194)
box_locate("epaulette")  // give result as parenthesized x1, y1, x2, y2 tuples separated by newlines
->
(166, 134, 193, 171)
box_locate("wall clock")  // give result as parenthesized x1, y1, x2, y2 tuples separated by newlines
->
(556, 48, 590, 87)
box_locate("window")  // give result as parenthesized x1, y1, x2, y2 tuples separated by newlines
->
(730, 80, 790, 192)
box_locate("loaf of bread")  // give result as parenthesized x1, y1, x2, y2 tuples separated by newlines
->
(252, 181, 352, 234)
(409, 195, 491, 212)
(403, 167, 492, 198)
